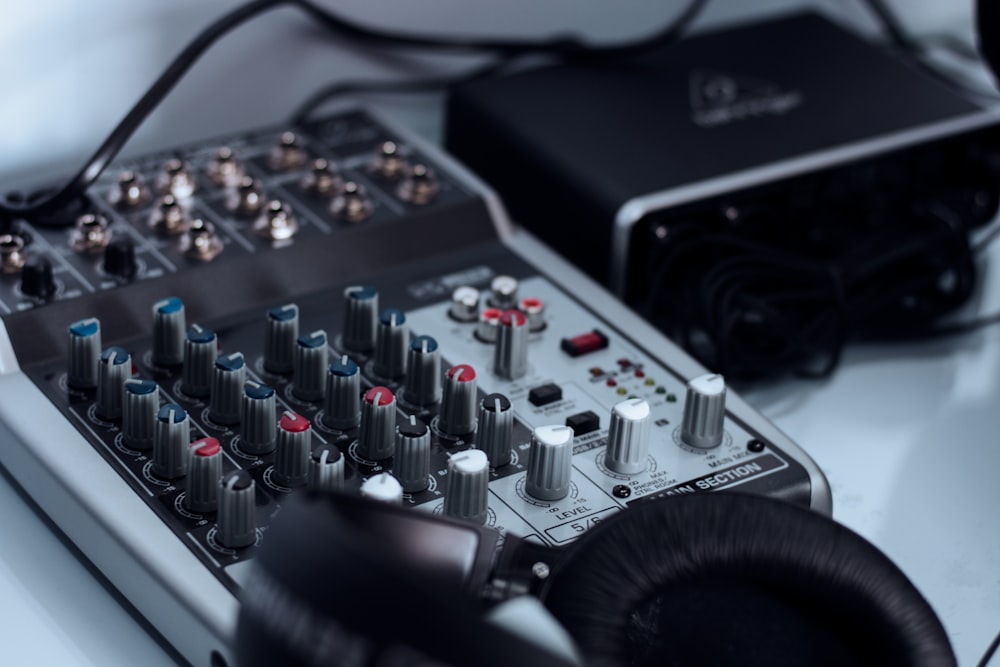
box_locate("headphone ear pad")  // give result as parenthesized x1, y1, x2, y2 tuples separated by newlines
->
(979, 0, 1000, 86)
(539, 493, 954, 667)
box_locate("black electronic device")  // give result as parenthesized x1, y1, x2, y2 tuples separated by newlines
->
(446, 11, 1000, 374)
(0, 106, 829, 667)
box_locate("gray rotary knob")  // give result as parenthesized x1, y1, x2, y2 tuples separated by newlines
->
(96, 346, 132, 420)
(394, 415, 430, 493)
(67, 318, 101, 389)
(122, 378, 159, 450)
(153, 404, 189, 479)
(373, 308, 409, 379)
(323, 355, 361, 430)
(342, 285, 378, 353)
(360, 472, 403, 504)
(273, 411, 311, 487)
(308, 444, 345, 492)
(293, 330, 328, 401)
(526, 424, 574, 501)
(209, 352, 246, 425)
(403, 335, 441, 406)
(358, 386, 396, 461)
(489, 275, 518, 310)
(449, 286, 480, 322)
(185, 437, 222, 513)
(606, 398, 651, 475)
(494, 310, 529, 380)
(264, 303, 298, 374)
(240, 381, 277, 455)
(443, 449, 490, 525)
(438, 364, 478, 437)
(152, 297, 186, 367)
(477, 393, 513, 467)
(218, 470, 256, 549)
(681, 373, 727, 449)
(181, 324, 216, 398)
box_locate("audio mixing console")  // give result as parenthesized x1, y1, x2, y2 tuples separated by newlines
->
(0, 107, 830, 667)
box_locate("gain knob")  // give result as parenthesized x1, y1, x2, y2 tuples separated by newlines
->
(152, 296, 186, 367)
(330, 181, 373, 223)
(342, 285, 378, 353)
(605, 398, 651, 475)
(20, 255, 56, 299)
(368, 141, 408, 180)
(206, 147, 245, 187)
(476, 393, 513, 467)
(263, 303, 299, 374)
(396, 163, 439, 205)
(442, 449, 490, 525)
(300, 158, 341, 196)
(449, 286, 480, 322)
(273, 412, 311, 488)
(358, 386, 396, 461)
(122, 378, 159, 450)
(103, 238, 137, 279)
(323, 355, 361, 430)
(307, 444, 345, 492)
(148, 195, 189, 236)
(488, 275, 518, 310)
(292, 330, 328, 401)
(268, 132, 308, 171)
(402, 335, 441, 407)
(680, 373, 727, 449)
(181, 324, 216, 398)
(253, 200, 298, 241)
(218, 470, 257, 549)
(438, 364, 477, 437)
(373, 308, 409, 380)
(525, 424, 574, 501)
(156, 158, 196, 200)
(360, 472, 403, 504)
(108, 171, 150, 208)
(152, 404, 189, 479)
(394, 415, 430, 493)
(209, 353, 246, 425)
(95, 346, 131, 420)
(494, 310, 529, 380)
(185, 437, 222, 513)
(240, 381, 277, 455)
(67, 318, 101, 389)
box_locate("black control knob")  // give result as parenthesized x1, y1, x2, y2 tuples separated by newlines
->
(394, 415, 430, 493)
(209, 352, 246, 425)
(67, 318, 102, 389)
(153, 404, 190, 479)
(373, 308, 409, 380)
(152, 296, 186, 367)
(477, 393, 513, 467)
(218, 470, 257, 549)
(240, 381, 277, 455)
(438, 364, 478, 437)
(185, 437, 222, 513)
(322, 355, 361, 430)
(358, 386, 396, 461)
(181, 324, 216, 397)
(122, 378, 159, 450)
(20, 255, 55, 299)
(293, 330, 328, 401)
(307, 444, 345, 492)
(103, 238, 138, 279)
(263, 303, 298, 374)
(342, 285, 378, 353)
(96, 346, 131, 420)
(273, 412, 311, 488)
(402, 335, 441, 407)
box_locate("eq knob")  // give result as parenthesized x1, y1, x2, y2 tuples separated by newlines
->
(181, 324, 216, 397)
(494, 310, 529, 380)
(263, 304, 298, 374)
(488, 275, 518, 310)
(322, 355, 361, 430)
(525, 425, 574, 501)
(394, 415, 430, 493)
(273, 411, 311, 487)
(20, 255, 55, 299)
(476, 393, 513, 467)
(373, 308, 409, 380)
(449, 286, 480, 322)
(605, 398, 651, 475)
(402, 335, 441, 407)
(342, 285, 378, 353)
(680, 373, 727, 449)
(442, 449, 490, 525)
(358, 386, 396, 461)
(293, 330, 328, 401)
(102, 238, 137, 279)
(240, 381, 277, 455)
(360, 472, 403, 504)
(152, 404, 190, 479)
(95, 346, 131, 420)
(209, 353, 246, 425)
(152, 297, 186, 367)
(67, 318, 101, 389)
(218, 470, 257, 549)
(185, 437, 222, 513)
(438, 364, 477, 437)
(122, 378, 159, 450)
(307, 444, 345, 492)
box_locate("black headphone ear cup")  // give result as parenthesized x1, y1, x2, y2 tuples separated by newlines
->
(978, 0, 1000, 86)
(539, 493, 954, 667)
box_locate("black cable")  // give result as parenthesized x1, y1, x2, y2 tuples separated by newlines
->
(978, 626, 1000, 667)
(1, 0, 710, 226)
(857, 0, 917, 53)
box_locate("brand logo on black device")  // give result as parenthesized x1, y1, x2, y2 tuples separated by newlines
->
(689, 69, 803, 127)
